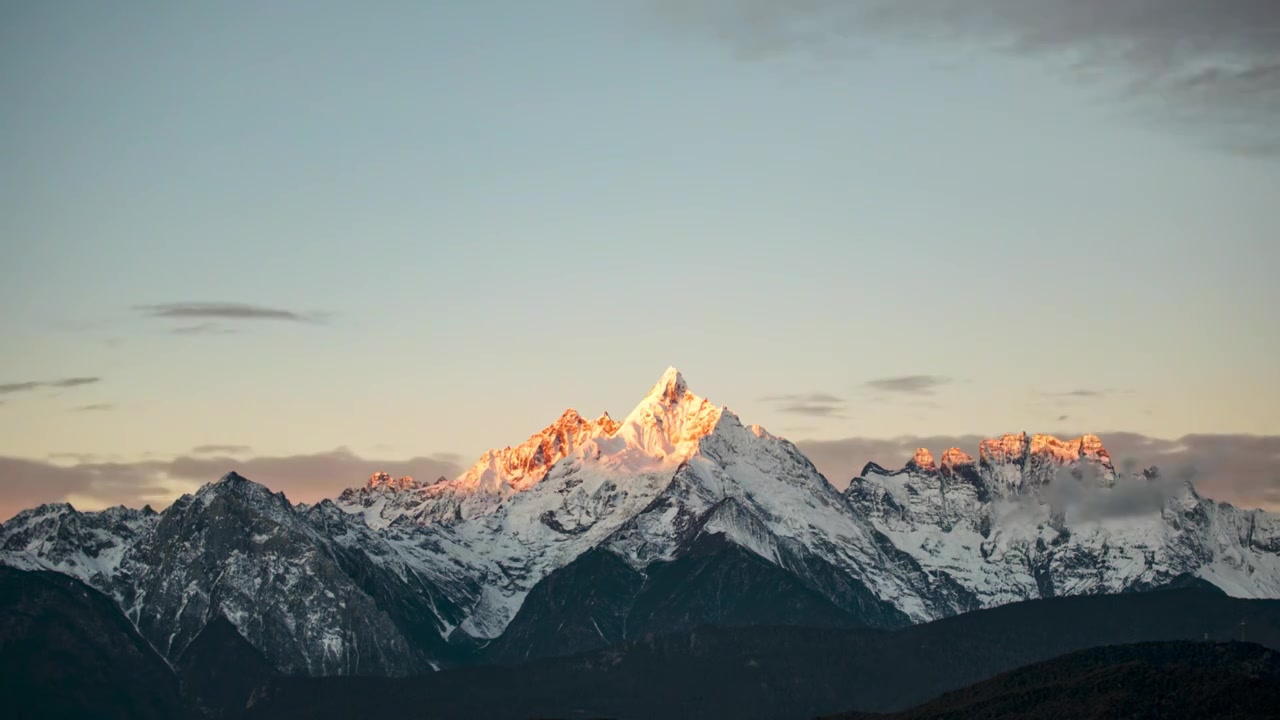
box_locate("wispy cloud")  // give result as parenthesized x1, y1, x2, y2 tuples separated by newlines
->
(1041, 388, 1130, 399)
(190, 444, 253, 455)
(136, 302, 325, 324)
(72, 403, 115, 412)
(763, 392, 846, 417)
(1045, 389, 1107, 398)
(0, 377, 102, 395)
(778, 403, 844, 417)
(864, 375, 951, 396)
(52, 377, 100, 388)
(169, 322, 238, 336)
(0, 449, 464, 522)
(657, 0, 1280, 154)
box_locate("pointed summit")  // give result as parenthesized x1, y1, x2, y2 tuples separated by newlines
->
(646, 366, 688, 404)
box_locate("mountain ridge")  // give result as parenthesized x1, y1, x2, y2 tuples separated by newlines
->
(3, 367, 1279, 676)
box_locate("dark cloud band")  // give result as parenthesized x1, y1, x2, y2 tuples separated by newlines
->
(72, 404, 115, 412)
(0, 450, 463, 522)
(795, 432, 1280, 512)
(864, 375, 951, 395)
(136, 302, 323, 324)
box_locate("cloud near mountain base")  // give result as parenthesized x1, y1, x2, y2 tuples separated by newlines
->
(0, 450, 463, 522)
(2, 433, 1276, 521)
(797, 432, 1280, 512)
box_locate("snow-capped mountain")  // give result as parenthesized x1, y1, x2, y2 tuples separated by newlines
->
(0, 474, 477, 675)
(330, 368, 969, 639)
(845, 434, 1280, 608)
(3, 367, 1280, 675)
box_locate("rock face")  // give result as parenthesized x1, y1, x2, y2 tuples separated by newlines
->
(1, 474, 476, 675)
(2, 368, 1280, 676)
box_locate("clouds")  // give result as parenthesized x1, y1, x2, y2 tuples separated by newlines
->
(794, 432, 1280, 512)
(762, 392, 846, 417)
(0, 456, 180, 520)
(1039, 463, 1184, 522)
(799, 433, 986, 485)
(190, 444, 253, 455)
(762, 376, 953, 420)
(658, 0, 1280, 154)
(0, 449, 465, 522)
(0, 377, 102, 395)
(169, 322, 239, 336)
(136, 302, 321, 323)
(134, 302, 329, 336)
(72, 403, 115, 412)
(1, 432, 1276, 521)
(1044, 389, 1108, 399)
(864, 375, 952, 396)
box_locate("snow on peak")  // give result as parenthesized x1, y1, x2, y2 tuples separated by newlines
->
(595, 411, 620, 435)
(195, 471, 292, 511)
(940, 447, 976, 468)
(907, 448, 938, 473)
(1078, 433, 1111, 464)
(366, 472, 419, 491)
(454, 407, 617, 493)
(979, 433, 1030, 465)
(975, 432, 1113, 467)
(1027, 433, 1107, 463)
(646, 366, 688, 405)
(600, 368, 723, 466)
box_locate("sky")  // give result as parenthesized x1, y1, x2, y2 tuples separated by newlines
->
(2, 0, 1278, 519)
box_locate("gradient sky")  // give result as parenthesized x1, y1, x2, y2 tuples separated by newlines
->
(2, 1, 1278, 516)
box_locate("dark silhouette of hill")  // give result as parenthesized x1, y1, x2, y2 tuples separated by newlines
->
(178, 615, 279, 718)
(244, 586, 1280, 720)
(5, 562, 1279, 720)
(484, 537, 867, 663)
(0, 566, 187, 720)
(826, 641, 1280, 720)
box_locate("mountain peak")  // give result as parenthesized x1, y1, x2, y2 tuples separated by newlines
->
(646, 366, 688, 404)
(366, 472, 419, 491)
(940, 447, 976, 468)
(907, 448, 938, 473)
(979, 433, 1030, 465)
(453, 405, 619, 493)
(197, 471, 290, 511)
(595, 411, 620, 435)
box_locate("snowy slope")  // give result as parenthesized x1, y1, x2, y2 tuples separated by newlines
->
(335, 368, 970, 634)
(2, 475, 476, 675)
(0, 503, 157, 588)
(845, 436, 1280, 608)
